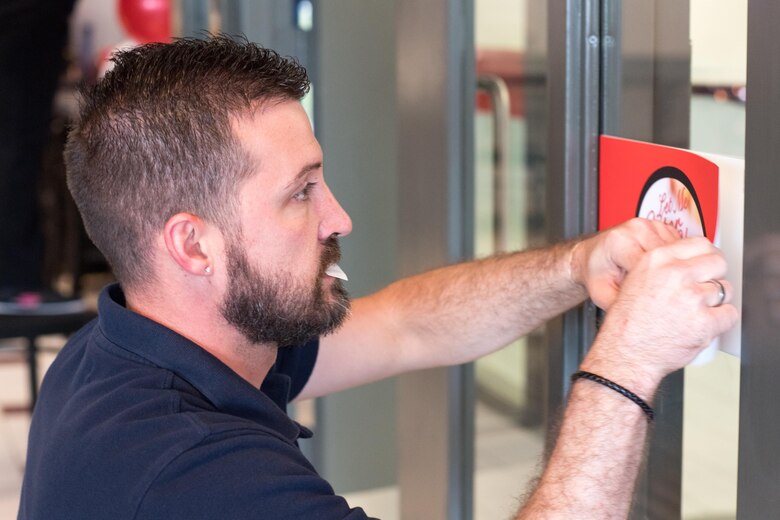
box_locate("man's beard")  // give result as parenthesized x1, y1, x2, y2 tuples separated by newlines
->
(220, 237, 351, 347)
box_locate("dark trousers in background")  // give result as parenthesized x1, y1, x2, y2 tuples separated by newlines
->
(0, 0, 76, 291)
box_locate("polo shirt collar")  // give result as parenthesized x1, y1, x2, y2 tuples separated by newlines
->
(96, 284, 310, 443)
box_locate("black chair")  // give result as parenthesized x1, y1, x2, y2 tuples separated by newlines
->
(0, 311, 95, 409)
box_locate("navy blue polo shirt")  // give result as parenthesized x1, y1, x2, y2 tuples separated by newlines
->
(19, 284, 373, 519)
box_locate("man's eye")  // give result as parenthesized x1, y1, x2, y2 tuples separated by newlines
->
(293, 182, 317, 201)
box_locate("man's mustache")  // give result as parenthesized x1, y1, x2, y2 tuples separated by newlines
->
(320, 237, 341, 272)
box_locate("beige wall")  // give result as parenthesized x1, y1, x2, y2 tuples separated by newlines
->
(475, 0, 747, 85)
(691, 0, 747, 84)
(475, 0, 526, 50)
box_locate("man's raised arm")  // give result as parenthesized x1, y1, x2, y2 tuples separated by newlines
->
(517, 237, 738, 519)
(298, 218, 680, 400)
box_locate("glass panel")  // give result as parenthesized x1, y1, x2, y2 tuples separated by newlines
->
(682, 1, 746, 518)
(473, 1, 547, 518)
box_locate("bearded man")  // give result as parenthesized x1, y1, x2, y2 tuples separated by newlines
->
(19, 36, 736, 519)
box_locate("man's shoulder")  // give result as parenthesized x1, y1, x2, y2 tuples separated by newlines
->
(21, 353, 301, 519)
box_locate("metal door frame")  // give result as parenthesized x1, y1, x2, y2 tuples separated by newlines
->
(737, 0, 780, 517)
(396, 1, 475, 519)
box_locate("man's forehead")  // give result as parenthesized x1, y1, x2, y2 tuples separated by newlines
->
(231, 100, 322, 175)
(232, 98, 312, 129)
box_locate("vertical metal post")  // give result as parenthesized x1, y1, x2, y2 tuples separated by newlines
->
(396, 0, 475, 518)
(737, 0, 780, 516)
(312, 0, 401, 495)
(544, 0, 602, 446)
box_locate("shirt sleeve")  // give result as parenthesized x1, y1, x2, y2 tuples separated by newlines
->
(135, 429, 377, 520)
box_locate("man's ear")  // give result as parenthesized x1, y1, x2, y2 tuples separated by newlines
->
(163, 213, 215, 276)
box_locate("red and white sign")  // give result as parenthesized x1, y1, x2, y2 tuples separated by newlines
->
(599, 135, 719, 241)
(598, 135, 743, 360)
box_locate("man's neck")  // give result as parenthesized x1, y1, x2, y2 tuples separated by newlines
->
(125, 289, 277, 388)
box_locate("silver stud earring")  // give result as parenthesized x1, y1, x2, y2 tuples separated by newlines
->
(204, 266, 212, 274)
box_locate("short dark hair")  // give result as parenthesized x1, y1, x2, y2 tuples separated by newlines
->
(65, 35, 310, 289)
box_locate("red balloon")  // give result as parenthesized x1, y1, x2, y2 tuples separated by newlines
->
(118, 0, 171, 44)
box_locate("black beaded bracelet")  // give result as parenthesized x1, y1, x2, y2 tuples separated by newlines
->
(571, 371, 655, 422)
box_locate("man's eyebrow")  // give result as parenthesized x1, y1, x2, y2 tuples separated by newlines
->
(285, 161, 322, 188)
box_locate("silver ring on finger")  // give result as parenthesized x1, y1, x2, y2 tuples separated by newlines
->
(706, 279, 726, 307)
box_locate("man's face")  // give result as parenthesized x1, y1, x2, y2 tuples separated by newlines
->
(219, 100, 353, 346)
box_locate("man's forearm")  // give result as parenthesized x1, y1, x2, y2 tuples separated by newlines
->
(379, 239, 588, 369)
(516, 346, 655, 519)
(303, 239, 589, 400)
(516, 236, 740, 519)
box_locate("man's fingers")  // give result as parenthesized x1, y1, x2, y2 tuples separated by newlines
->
(646, 219, 681, 244)
(667, 236, 718, 259)
(639, 243, 727, 291)
(680, 252, 729, 283)
(608, 219, 684, 274)
(700, 278, 731, 308)
(625, 218, 681, 249)
(706, 303, 740, 339)
(584, 220, 725, 313)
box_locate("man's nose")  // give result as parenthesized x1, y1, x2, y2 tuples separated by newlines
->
(319, 184, 352, 241)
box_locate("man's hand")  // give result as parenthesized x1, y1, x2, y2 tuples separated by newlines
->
(570, 218, 681, 310)
(581, 236, 739, 395)
(519, 236, 739, 520)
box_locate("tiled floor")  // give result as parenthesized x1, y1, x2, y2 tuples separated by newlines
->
(0, 339, 43, 519)
(0, 336, 64, 518)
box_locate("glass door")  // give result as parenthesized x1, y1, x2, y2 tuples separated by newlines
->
(603, 1, 749, 517)
(682, 2, 746, 518)
(473, 0, 548, 518)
